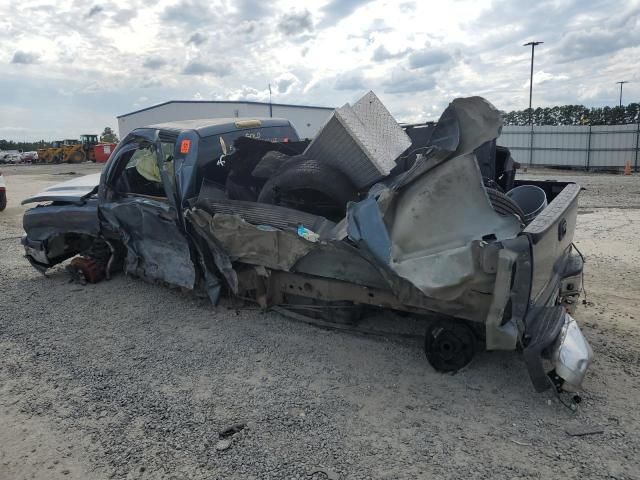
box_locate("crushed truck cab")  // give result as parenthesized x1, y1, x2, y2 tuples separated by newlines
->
(21, 98, 592, 394)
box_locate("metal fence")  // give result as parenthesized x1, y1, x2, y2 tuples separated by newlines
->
(497, 124, 640, 170)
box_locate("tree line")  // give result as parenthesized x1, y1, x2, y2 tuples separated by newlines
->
(0, 127, 119, 152)
(502, 103, 640, 126)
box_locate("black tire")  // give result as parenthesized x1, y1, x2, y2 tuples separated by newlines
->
(425, 319, 476, 373)
(257, 158, 357, 220)
(0, 191, 6, 211)
(252, 150, 291, 179)
(225, 174, 259, 202)
(486, 187, 525, 221)
(69, 151, 85, 163)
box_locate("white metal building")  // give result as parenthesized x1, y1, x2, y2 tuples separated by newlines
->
(117, 100, 335, 140)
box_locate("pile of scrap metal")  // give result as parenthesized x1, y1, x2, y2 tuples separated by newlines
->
(189, 92, 525, 319)
(185, 91, 591, 393)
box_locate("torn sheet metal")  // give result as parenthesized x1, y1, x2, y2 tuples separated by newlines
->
(446, 97, 502, 157)
(304, 91, 411, 189)
(189, 212, 316, 271)
(385, 155, 520, 300)
(346, 196, 392, 264)
(22, 200, 100, 241)
(21, 173, 101, 205)
(185, 208, 239, 294)
(291, 241, 390, 290)
(390, 97, 504, 191)
(100, 198, 196, 289)
(345, 96, 520, 303)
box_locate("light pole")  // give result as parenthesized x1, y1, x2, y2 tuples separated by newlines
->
(524, 41, 543, 125)
(616, 81, 628, 107)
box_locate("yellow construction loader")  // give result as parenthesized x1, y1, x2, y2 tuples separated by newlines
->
(62, 135, 99, 163)
(39, 141, 65, 164)
(36, 147, 49, 163)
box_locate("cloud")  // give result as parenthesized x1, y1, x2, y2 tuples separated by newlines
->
(2, 0, 639, 141)
(319, 0, 374, 27)
(278, 10, 314, 36)
(182, 61, 231, 76)
(523, 70, 569, 88)
(139, 78, 163, 88)
(384, 68, 436, 94)
(86, 5, 103, 18)
(161, 0, 215, 27)
(237, 21, 257, 34)
(274, 73, 299, 94)
(112, 8, 137, 24)
(334, 70, 366, 91)
(552, 24, 640, 63)
(143, 57, 167, 70)
(372, 45, 412, 62)
(187, 32, 207, 45)
(11, 51, 40, 64)
(233, 0, 270, 21)
(399, 2, 415, 13)
(408, 48, 451, 69)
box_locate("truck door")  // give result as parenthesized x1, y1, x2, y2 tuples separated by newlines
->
(99, 130, 196, 289)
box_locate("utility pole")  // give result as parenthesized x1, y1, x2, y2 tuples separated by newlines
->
(268, 83, 273, 118)
(616, 81, 628, 107)
(523, 41, 543, 125)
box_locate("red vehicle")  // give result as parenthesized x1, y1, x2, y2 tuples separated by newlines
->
(94, 143, 117, 163)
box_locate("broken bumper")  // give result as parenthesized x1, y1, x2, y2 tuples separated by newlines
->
(523, 306, 592, 392)
(22, 234, 51, 270)
(551, 313, 593, 390)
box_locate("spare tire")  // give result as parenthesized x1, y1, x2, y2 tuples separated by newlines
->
(258, 158, 357, 221)
(486, 187, 525, 222)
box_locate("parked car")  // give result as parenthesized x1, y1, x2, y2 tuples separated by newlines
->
(21, 97, 592, 394)
(20, 151, 38, 163)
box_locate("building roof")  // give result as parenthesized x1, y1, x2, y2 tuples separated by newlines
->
(118, 100, 334, 119)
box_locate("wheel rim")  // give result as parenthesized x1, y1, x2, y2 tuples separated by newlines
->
(425, 323, 475, 372)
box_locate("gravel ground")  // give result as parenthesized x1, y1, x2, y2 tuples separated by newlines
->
(1, 164, 639, 479)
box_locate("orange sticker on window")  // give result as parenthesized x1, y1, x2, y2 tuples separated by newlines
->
(180, 139, 191, 154)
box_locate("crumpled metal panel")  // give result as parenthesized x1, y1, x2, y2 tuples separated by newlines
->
(22, 200, 100, 241)
(344, 96, 521, 303)
(100, 198, 196, 289)
(21, 173, 101, 205)
(193, 198, 336, 239)
(196, 213, 316, 271)
(304, 91, 411, 189)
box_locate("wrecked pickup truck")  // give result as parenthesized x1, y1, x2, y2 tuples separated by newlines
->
(21, 93, 592, 393)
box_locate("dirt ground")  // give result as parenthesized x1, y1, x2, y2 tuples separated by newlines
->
(0, 163, 639, 479)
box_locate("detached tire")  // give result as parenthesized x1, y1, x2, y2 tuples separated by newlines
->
(0, 191, 6, 211)
(486, 187, 525, 222)
(258, 158, 357, 220)
(425, 320, 476, 373)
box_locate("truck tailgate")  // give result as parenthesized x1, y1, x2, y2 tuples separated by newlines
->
(523, 183, 581, 305)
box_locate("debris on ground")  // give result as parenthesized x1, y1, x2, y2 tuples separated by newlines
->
(565, 424, 605, 437)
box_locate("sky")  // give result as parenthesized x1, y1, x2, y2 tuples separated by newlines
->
(1, 0, 639, 141)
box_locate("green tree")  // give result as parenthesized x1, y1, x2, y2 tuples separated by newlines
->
(501, 103, 639, 126)
(100, 127, 119, 143)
